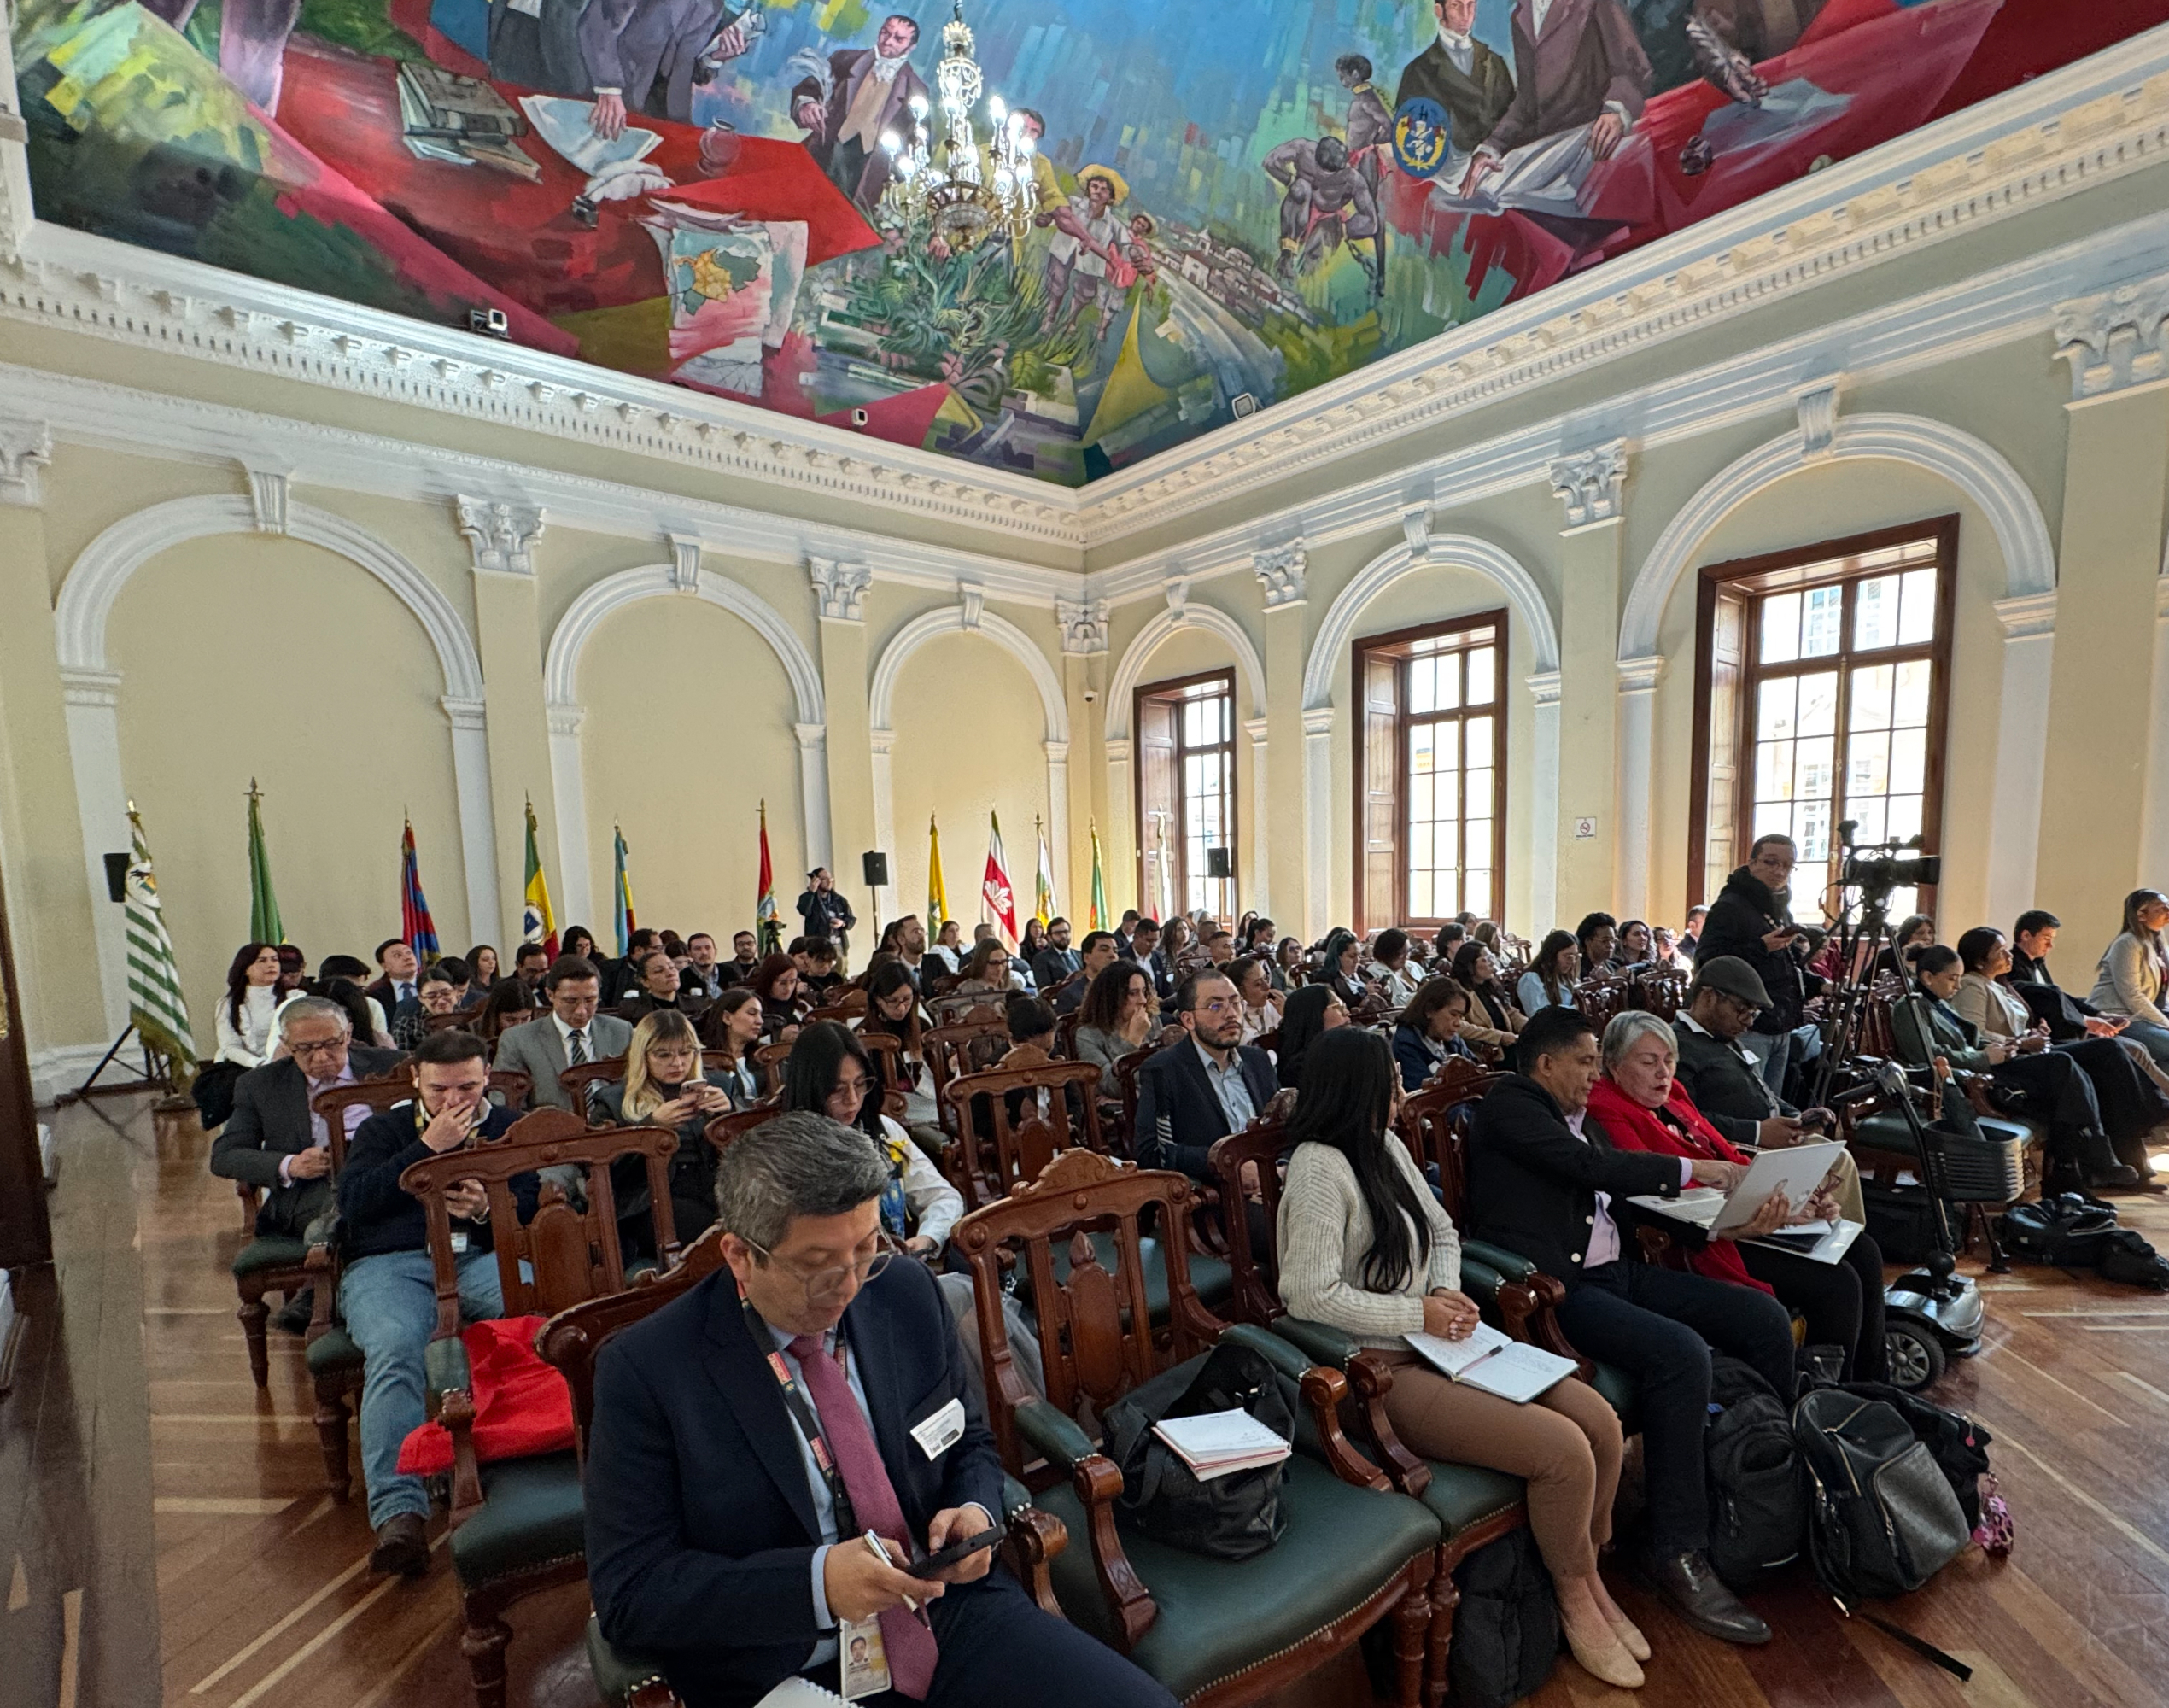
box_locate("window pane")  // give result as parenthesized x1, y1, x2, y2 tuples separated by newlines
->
(1846, 731, 1890, 798)
(1465, 716, 1494, 769)
(1183, 699, 1205, 745)
(1466, 646, 1495, 706)
(1851, 796, 1887, 845)
(1437, 656, 1462, 712)
(1854, 575, 1901, 650)
(1796, 736, 1834, 801)
(1757, 678, 1798, 741)
(1408, 773, 1434, 826)
(1795, 798, 1832, 864)
(1893, 659, 1932, 728)
(1433, 871, 1457, 918)
(1887, 793, 1923, 842)
(1465, 767, 1492, 819)
(1890, 727, 1927, 795)
(1752, 801, 1793, 841)
(1435, 823, 1459, 870)
(1760, 592, 1802, 664)
(1755, 739, 1796, 802)
(1897, 568, 1937, 645)
(1411, 726, 1435, 775)
(1408, 658, 1435, 717)
(1797, 671, 1839, 738)
(1850, 663, 1893, 732)
(1408, 872, 1433, 919)
(1465, 819, 1492, 869)
(1465, 869, 1491, 918)
(1803, 585, 1844, 657)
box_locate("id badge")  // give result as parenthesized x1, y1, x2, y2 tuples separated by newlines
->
(839, 1617, 891, 1700)
(909, 1398, 966, 1460)
(449, 1230, 469, 1255)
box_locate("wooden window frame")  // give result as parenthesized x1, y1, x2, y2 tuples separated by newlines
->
(1687, 516, 1959, 915)
(1132, 668, 1237, 919)
(1352, 610, 1511, 933)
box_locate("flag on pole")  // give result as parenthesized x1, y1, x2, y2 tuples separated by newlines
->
(1089, 821, 1108, 933)
(124, 804, 195, 1087)
(757, 799, 781, 956)
(246, 780, 283, 945)
(612, 824, 638, 957)
(927, 813, 950, 934)
(400, 818, 441, 965)
(1151, 810, 1175, 924)
(982, 810, 1019, 947)
(1032, 815, 1055, 928)
(522, 799, 558, 959)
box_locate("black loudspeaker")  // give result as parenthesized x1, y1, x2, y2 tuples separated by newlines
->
(862, 851, 890, 888)
(104, 851, 130, 903)
(1206, 847, 1232, 880)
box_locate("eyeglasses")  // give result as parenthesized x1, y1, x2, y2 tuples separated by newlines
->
(830, 1075, 874, 1100)
(1192, 998, 1238, 1016)
(745, 1232, 899, 1300)
(288, 1037, 348, 1058)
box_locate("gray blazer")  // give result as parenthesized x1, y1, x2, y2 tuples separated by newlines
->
(210, 1047, 405, 1189)
(494, 1011, 634, 1109)
(2091, 933, 2169, 1029)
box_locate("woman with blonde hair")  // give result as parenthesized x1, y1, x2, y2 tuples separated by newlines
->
(593, 1009, 735, 1255)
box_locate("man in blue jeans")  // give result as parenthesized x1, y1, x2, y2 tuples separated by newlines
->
(337, 1029, 536, 1576)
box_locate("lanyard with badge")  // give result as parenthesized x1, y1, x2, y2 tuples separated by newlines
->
(414, 1098, 491, 1253)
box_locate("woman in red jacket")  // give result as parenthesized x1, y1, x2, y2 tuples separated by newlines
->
(1585, 1012, 1887, 1383)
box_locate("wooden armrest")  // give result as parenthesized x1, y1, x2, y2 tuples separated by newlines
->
(1009, 1403, 1155, 1652)
(1002, 1504, 1069, 1617)
(1219, 1324, 1386, 1493)
(1265, 1318, 1429, 1497)
(424, 1335, 485, 1524)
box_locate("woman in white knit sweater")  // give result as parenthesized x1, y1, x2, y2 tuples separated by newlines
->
(214, 942, 284, 1068)
(1276, 1027, 1646, 1689)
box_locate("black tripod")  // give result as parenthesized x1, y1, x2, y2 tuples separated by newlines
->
(1808, 888, 1899, 1112)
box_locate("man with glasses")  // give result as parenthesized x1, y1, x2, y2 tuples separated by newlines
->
(585, 1113, 1177, 1708)
(212, 995, 403, 1244)
(1669, 958, 1810, 1148)
(1132, 969, 1278, 1180)
(492, 955, 634, 1113)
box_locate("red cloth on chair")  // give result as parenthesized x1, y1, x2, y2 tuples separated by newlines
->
(395, 1315, 574, 1475)
(1583, 1077, 1773, 1296)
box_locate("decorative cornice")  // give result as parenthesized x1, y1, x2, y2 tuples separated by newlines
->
(1253, 543, 1307, 609)
(454, 495, 545, 576)
(1992, 589, 2059, 640)
(1795, 379, 1843, 462)
(1525, 670, 1564, 709)
(808, 555, 872, 622)
(1548, 440, 1628, 530)
(0, 417, 52, 506)
(1055, 597, 1110, 655)
(2053, 271, 2169, 400)
(243, 462, 290, 534)
(1617, 654, 1666, 694)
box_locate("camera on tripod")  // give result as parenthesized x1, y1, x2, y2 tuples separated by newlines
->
(1835, 820, 1939, 905)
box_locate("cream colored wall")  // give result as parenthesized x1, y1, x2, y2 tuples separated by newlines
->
(108, 531, 469, 1044)
(573, 594, 807, 945)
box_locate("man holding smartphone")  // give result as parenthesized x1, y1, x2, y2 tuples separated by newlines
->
(337, 1030, 537, 1576)
(1694, 834, 1823, 1097)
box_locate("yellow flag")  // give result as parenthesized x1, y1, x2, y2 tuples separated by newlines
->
(927, 814, 950, 932)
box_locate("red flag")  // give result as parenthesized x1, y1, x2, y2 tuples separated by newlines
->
(981, 810, 1019, 947)
(757, 799, 780, 955)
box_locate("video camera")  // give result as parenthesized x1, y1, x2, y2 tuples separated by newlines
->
(1835, 820, 1940, 906)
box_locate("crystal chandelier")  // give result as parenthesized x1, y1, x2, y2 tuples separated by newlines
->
(878, 1, 1038, 253)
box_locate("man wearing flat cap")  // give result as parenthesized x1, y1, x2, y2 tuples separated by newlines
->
(1672, 957, 1808, 1148)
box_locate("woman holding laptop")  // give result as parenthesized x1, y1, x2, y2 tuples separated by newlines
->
(1276, 1027, 1647, 1689)
(1585, 1012, 1887, 1383)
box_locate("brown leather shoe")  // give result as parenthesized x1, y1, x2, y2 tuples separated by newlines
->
(370, 1512, 430, 1577)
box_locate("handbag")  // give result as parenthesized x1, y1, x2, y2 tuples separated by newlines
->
(192, 1059, 247, 1131)
(1793, 1389, 1971, 1600)
(1103, 1340, 1293, 1560)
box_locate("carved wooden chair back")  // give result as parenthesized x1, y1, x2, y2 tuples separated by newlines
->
(1394, 1057, 1500, 1225)
(808, 987, 870, 1021)
(1207, 1096, 1296, 1325)
(1111, 1027, 1189, 1160)
(557, 1056, 629, 1108)
(926, 1019, 1012, 1136)
(1052, 1010, 1080, 1061)
(938, 1059, 1106, 1209)
(1855, 978, 1906, 1060)
(487, 1068, 533, 1110)
(704, 1097, 783, 1157)
(397, 1108, 681, 1336)
(538, 1225, 731, 1460)
(1574, 977, 1628, 1031)
(927, 991, 1008, 1030)
(310, 1074, 418, 1174)
(1630, 968, 1691, 1021)
(852, 1028, 912, 1120)
(750, 1040, 796, 1095)
(950, 1149, 1221, 1480)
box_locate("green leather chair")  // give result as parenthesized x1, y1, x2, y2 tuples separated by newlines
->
(950, 1148, 1441, 1708)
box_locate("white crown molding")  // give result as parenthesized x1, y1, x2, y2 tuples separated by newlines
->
(1, 26, 2166, 561)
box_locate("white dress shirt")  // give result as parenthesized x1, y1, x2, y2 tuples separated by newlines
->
(1566, 1108, 1691, 1268)
(1437, 24, 1476, 73)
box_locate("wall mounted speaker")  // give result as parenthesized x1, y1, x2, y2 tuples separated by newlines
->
(862, 851, 891, 888)
(1206, 847, 1232, 880)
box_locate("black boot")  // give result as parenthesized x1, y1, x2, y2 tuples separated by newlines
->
(1645, 1550, 1771, 1644)
(2078, 1127, 2143, 1190)
(272, 1288, 314, 1334)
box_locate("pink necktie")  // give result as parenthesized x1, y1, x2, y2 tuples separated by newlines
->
(789, 1335, 940, 1699)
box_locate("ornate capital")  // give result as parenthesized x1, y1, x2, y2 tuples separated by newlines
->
(1525, 670, 1564, 709)
(441, 695, 489, 732)
(1400, 504, 1431, 556)
(1253, 543, 1308, 609)
(868, 726, 897, 756)
(1548, 440, 1628, 529)
(1104, 738, 1133, 767)
(809, 555, 871, 621)
(1795, 380, 1842, 462)
(455, 496, 545, 576)
(1992, 589, 2058, 640)
(958, 583, 985, 630)
(794, 721, 827, 752)
(243, 463, 292, 535)
(546, 702, 587, 737)
(1617, 654, 1666, 695)
(0, 419, 54, 507)
(1055, 597, 1110, 655)
(1044, 740, 1070, 766)
(669, 535, 703, 594)
(2054, 273, 2169, 401)
(1242, 717, 1269, 747)
(1302, 707, 1336, 739)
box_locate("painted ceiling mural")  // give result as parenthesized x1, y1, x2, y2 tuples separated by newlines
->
(14, 0, 2168, 485)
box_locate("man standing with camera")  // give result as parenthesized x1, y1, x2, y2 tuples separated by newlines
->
(1693, 834, 1821, 1098)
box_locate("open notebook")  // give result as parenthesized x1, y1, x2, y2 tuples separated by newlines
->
(1404, 1323, 1577, 1404)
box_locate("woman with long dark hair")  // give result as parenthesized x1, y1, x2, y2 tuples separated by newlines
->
(1272, 935, 1306, 993)
(1073, 960, 1156, 1078)
(1273, 981, 1350, 1091)
(463, 945, 500, 1005)
(694, 986, 765, 1102)
(747, 952, 806, 1044)
(216, 942, 284, 1068)
(1317, 927, 1370, 1009)
(856, 959, 927, 1082)
(1516, 930, 1581, 1015)
(1391, 978, 1480, 1090)
(2090, 888, 2169, 1073)
(782, 1021, 962, 1255)
(1277, 1028, 1641, 1688)
(560, 926, 599, 962)
(1450, 941, 1524, 1054)
(953, 939, 1015, 997)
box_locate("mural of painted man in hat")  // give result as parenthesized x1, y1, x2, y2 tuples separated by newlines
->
(1039, 164, 1131, 340)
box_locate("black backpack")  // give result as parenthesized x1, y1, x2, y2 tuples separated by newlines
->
(1704, 1354, 1806, 1589)
(1830, 1382, 1991, 1529)
(2097, 1227, 2169, 1290)
(1997, 1194, 2117, 1266)
(1793, 1389, 1971, 1600)
(1104, 1340, 1293, 1559)
(1444, 1527, 1559, 1708)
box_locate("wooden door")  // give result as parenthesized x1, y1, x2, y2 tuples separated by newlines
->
(1359, 651, 1400, 933)
(1136, 693, 1178, 918)
(0, 825, 51, 1269)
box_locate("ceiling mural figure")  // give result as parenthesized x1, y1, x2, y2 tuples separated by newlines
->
(13, 0, 2169, 486)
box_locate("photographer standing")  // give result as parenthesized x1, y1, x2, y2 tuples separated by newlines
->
(797, 867, 856, 966)
(1693, 834, 1821, 1097)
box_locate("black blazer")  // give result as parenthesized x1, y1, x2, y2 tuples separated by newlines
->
(1669, 1020, 1785, 1148)
(586, 1260, 1004, 1708)
(1465, 1074, 1684, 1286)
(209, 1047, 405, 1192)
(1133, 1038, 1277, 1179)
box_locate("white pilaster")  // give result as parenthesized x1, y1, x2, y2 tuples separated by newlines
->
(1044, 740, 1071, 915)
(1302, 707, 1335, 940)
(1614, 655, 1664, 923)
(545, 702, 591, 929)
(1243, 717, 1271, 917)
(443, 696, 503, 942)
(796, 722, 833, 873)
(869, 728, 897, 885)
(1526, 671, 1562, 941)
(1985, 592, 2058, 927)
(1104, 737, 1134, 911)
(60, 668, 133, 1038)
(2146, 576, 2169, 880)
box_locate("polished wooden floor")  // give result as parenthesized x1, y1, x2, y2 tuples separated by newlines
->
(4, 1091, 2167, 1708)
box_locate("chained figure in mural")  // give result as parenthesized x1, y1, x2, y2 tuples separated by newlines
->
(1038, 165, 1131, 341)
(788, 14, 930, 213)
(1335, 53, 1394, 187)
(1262, 134, 1384, 297)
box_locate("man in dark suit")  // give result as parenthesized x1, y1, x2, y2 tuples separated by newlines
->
(1669, 958, 1810, 1148)
(578, 0, 748, 135)
(1029, 917, 1081, 994)
(1465, 0, 1652, 191)
(493, 956, 636, 1112)
(1467, 1004, 1790, 1646)
(603, 928, 662, 1007)
(1693, 834, 1820, 1096)
(1125, 917, 1174, 1005)
(1133, 970, 1276, 1179)
(790, 14, 930, 213)
(365, 937, 421, 1021)
(1046, 931, 1118, 1018)
(1395, 0, 1517, 155)
(337, 1031, 535, 1576)
(584, 1113, 1176, 1708)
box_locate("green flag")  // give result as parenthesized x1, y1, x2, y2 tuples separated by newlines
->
(125, 804, 196, 1087)
(247, 781, 284, 945)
